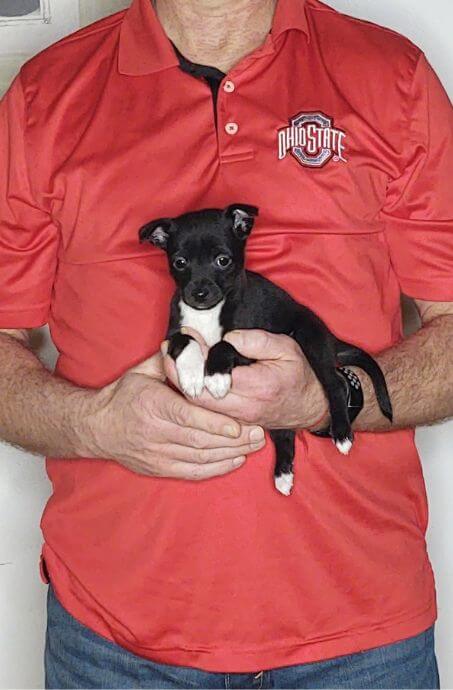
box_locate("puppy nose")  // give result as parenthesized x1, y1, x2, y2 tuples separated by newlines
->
(193, 287, 209, 301)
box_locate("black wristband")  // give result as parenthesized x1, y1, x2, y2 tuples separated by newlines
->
(310, 367, 364, 438)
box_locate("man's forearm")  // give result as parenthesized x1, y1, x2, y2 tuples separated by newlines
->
(0, 332, 98, 457)
(353, 314, 453, 432)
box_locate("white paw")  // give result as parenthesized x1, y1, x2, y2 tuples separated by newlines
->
(334, 438, 353, 455)
(204, 373, 232, 399)
(274, 472, 294, 496)
(176, 341, 205, 398)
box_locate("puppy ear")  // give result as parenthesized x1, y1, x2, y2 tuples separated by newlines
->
(224, 204, 259, 239)
(139, 218, 174, 248)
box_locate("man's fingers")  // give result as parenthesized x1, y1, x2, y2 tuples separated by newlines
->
(224, 329, 299, 360)
(161, 439, 265, 464)
(168, 395, 248, 439)
(166, 420, 265, 450)
(188, 389, 264, 425)
(179, 327, 209, 352)
(162, 353, 180, 389)
(231, 361, 284, 398)
(128, 352, 166, 380)
(162, 456, 247, 481)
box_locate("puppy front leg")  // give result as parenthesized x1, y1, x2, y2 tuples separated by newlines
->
(168, 332, 205, 399)
(204, 341, 254, 399)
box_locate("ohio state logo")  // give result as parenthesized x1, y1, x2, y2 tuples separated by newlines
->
(278, 111, 347, 168)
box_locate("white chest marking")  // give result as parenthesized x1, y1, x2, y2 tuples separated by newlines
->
(179, 300, 224, 347)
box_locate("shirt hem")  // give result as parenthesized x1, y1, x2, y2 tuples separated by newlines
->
(41, 544, 437, 673)
(46, 563, 436, 675)
(112, 604, 437, 672)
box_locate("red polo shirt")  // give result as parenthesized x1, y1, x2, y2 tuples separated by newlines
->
(1, 0, 453, 673)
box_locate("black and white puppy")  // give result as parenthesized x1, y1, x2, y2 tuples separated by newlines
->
(139, 204, 393, 495)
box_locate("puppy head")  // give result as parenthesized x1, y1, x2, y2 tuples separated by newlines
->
(139, 203, 259, 310)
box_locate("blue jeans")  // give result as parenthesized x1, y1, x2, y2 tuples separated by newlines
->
(45, 584, 440, 689)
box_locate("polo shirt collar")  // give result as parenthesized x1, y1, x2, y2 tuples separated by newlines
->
(118, 0, 309, 77)
(272, 0, 309, 41)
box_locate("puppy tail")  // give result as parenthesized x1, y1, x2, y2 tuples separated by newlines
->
(336, 343, 393, 423)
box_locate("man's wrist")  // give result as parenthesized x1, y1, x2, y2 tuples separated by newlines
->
(306, 407, 330, 433)
(302, 373, 329, 432)
(307, 367, 365, 437)
(348, 366, 392, 432)
(71, 384, 114, 459)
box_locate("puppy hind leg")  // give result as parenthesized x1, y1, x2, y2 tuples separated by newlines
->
(292, 329, 353, 454)
(271, 429, 296, 496)
(312, 368, 352, 453)
(168, 332, 205, 399)
(204, 341, 254, 399)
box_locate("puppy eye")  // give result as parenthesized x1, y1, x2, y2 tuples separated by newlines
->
(173, 257, 188, 271)
(215, 255, 232, 268)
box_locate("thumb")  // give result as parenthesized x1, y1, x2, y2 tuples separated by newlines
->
(224, 329, 295, 361)
(128, 351, 166, 380)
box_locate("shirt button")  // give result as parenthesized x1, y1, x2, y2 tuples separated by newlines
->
(225, 122, 239, 135)
(223, 80, 235, 93)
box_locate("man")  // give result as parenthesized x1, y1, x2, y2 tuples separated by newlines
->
(0, 0, 452, 687)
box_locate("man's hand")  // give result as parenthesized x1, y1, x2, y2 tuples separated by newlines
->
(164, 330, 328, 430)
(82, 351, 266, 480)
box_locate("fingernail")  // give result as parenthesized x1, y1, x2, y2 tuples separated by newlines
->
(249, 427, 264, 443)
(233, 456, 246, 467)
(180, 327, 188, 334)
(160, 340, 168, 356)
(224, 424, 240, 438)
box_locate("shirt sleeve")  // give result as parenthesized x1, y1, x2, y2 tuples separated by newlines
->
(381, 52, 453, 301)
(0, 73, 59, 328)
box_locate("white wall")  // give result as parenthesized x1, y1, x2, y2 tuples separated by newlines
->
(0, 0, 80, 93)
(0, 1, 452, 688)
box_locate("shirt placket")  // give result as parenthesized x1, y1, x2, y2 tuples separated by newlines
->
(216, 72, 256, 165)
(215, 31, 277, 165)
